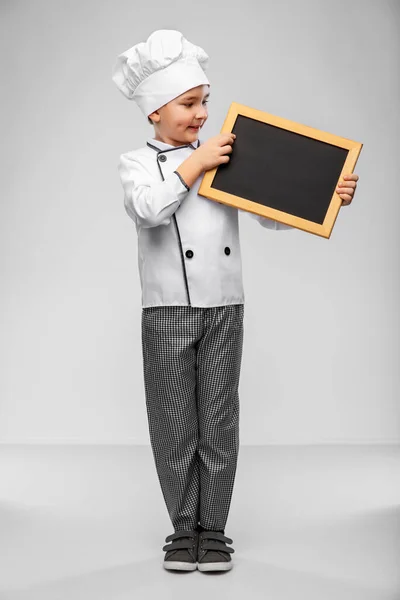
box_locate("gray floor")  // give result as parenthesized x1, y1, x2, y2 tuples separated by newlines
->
(0, 444, 399, 600)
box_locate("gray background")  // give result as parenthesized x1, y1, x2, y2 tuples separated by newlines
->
(1, 0, 399, 445)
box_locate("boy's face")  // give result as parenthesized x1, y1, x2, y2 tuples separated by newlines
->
(148, 84, 210, 147)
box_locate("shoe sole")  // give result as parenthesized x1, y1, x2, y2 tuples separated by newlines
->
(197, 561, 232, 572)
(164, 561, 197, 571)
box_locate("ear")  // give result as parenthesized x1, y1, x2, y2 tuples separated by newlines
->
(148, 110, 160, 124)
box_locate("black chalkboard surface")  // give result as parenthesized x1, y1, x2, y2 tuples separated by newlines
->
(198, 102, 363, 238)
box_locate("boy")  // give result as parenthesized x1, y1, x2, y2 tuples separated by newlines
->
(112, 29, 358, 573)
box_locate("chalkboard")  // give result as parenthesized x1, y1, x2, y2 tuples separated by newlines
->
(198, 102, 363, 238)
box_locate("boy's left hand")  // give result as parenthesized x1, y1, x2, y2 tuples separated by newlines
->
(336, 173, 359, 206)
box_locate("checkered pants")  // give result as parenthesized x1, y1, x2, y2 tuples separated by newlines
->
(141, 304, 244, 532)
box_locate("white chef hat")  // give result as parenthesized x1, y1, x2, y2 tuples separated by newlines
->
(111, 29, 211, 119)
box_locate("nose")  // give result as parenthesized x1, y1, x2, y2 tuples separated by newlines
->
(196, 106, 208, 119)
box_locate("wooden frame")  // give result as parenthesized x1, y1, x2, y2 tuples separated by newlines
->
(198, 102, 363, 238)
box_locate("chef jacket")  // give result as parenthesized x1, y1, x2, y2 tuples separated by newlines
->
(118, 137, 293, 308)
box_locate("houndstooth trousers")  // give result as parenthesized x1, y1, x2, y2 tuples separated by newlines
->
(141, 304, 244, 533)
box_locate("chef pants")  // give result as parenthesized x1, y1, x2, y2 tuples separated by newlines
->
(141, 303, 244, 533)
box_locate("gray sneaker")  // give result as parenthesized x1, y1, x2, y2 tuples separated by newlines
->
(162, 530, 198, 571)
(197, 530, 235, 572)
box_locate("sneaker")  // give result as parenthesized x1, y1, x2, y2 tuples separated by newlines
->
(162, 529, 198, 571)
(197, 530, 235, 572)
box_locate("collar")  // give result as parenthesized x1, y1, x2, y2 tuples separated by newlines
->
(146, 137, 200, 153)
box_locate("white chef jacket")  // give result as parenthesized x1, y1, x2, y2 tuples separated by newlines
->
(118, 136, 293, 308)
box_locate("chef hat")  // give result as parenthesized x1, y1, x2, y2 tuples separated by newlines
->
(111, 29, 211, 119)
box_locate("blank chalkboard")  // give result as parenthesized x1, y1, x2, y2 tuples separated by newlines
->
(198, 102, 363, 238)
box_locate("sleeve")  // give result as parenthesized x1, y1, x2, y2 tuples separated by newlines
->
(118, 153, 191, 228)
(239, 209, 294, 231)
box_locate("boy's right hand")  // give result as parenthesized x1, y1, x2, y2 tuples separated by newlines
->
(193, 133, 236, 172)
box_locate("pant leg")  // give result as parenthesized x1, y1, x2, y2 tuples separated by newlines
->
(141, 305, 203, 531)
(196, 304, 244, 531)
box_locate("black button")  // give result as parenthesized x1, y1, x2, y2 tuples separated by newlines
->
(158, 154, 167, 162)
(185, 250, 194, 259)
(224, 247, 231, 255)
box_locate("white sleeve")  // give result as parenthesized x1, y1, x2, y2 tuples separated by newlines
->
(239, 209, 294, 230)
(118, 153, 191, 228)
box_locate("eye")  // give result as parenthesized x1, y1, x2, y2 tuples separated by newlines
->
(184, 100, 209, 107)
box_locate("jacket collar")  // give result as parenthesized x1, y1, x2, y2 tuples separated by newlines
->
(146, 137, 200, 153)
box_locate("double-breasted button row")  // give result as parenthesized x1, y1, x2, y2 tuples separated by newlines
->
(185, 247, 231, 259)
